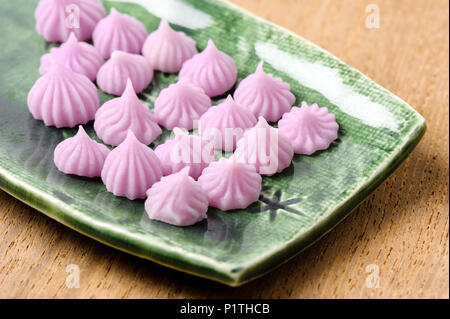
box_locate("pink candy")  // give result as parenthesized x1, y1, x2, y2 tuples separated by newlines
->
(154, 78, 211, 130)
(154, 128, 212, 180)
(31, 5, 342, 223)
(101, 131, 162, 200)
(93, 8, 147, 59)
(28, 59, 99, 128)
(234, 61, 295, 122)
(198, 158, 262, 211)
(278, 102, 339, 155)
(142, 19, 197, 73)
(94, 79, 161, 146)
(40, 32, 103, 81)
(54, 125, 110, 177)
(199, 95, 256, 151)
(179, 40, 237, 97)
(145, 167, 208, 226)
(96, 50, 153, 96)
(35, 0, 106, 42)
(232, 117, 294, 176)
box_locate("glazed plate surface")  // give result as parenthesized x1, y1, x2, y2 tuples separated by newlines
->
(0, 0, 425, 286)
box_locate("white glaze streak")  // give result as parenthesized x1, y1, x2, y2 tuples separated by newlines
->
(254, 42, 398, 131)
(109, 0, 214, 29)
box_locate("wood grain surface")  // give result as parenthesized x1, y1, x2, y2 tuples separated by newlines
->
(0, 0, 448, 299)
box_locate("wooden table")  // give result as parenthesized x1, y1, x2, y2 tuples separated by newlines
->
(0, 0, 448, 298)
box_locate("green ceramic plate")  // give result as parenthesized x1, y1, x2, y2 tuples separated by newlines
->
(0, 0, 425, 286)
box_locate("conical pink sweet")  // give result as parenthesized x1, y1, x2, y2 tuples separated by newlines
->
(198, 95, 256, 151)
(94, 79, 161, 146)
(54, 125, 110, 177)
(278, 102, 339, 155)
(93, 8, 147, 59)
(145, 167, 208, 226)
(234, 61, 295, 122)
(198, 157, 261, 211)
(28, 59, 99, 128)
(101, 131, 162, 200)
(35, 0, 106, 42)
(179, 40, 237, 97)
(96, 50, 153, 96)
(232, 117, 294, 176)
(40, 32, 103, 81)
(154, 78, 211, 130)
(142, 19, 197, 73)
(154, 128, 212, 180)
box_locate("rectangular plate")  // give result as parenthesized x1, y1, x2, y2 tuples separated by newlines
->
(0, 0, 425, 286)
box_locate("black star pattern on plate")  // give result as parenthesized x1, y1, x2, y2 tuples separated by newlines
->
(250, 187, 304, 221)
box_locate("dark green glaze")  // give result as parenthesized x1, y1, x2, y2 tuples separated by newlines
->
(0, 0, 425, 286)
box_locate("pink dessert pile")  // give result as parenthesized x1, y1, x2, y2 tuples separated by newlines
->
(198, 158, 262, 211)
(145, 167, 208, 226)
(101, 131, 162, 200)
(142, 19, 197, 73)
(35, 0, 106, 42)
(94, 79, 161, 146)
(30, 4, 340, 227)
(54, 126, 110, 178)
(96, 50, 153, 96)
(278, 102, 339, 155)
(179, 40, 237, 97)
(198, 95, 256, 151)
(232, 117, 294, 176)
(28, 58, 99, 128)
(234, 61, 295, 122)
(154, 78, 211, 130)
(40, 32, 103, 81)
(93, 8, 147, 59)
(154, 128, 212, 180)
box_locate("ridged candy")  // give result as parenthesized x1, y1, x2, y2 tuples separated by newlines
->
(154, 128, 212, 179)
(234, 61, 295, 122)
(154, 78, 211, 130)
(93, 8, 147, 59)
(101, 131, 162, 200)
(27, 59, 99, 128)
(278, 102, 339, 155)
(198, 158, 262, 211)
(35, 0, 106, 42)
(145, 167, 208, 226)
(198, 95, 256, 151)
(142, 19, 197, 73)
(179, 40, 237, 97)
(96, 50, 153, 96)
(94, 79, 161, 146)
(40, 32, 103, 81)
(54, 125, 110, 177)
(232, 117, 294, 176)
